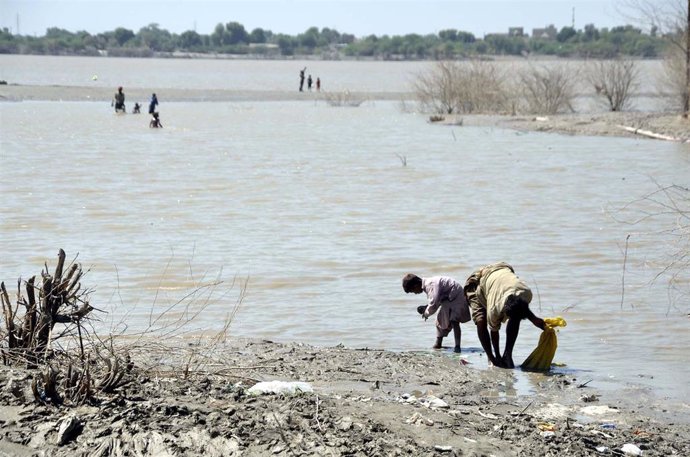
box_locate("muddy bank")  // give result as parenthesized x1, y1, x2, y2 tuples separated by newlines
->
(458, 112, 690, 143)
(1, 338, 688, 456)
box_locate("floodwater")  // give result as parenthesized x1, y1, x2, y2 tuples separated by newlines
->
(1, 56, 689, 411)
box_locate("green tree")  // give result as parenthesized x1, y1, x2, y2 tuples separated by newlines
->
(557, 26, 577, 43)
(211, 23, 225, 47)
(113, 27, 135, 46)
(225, 22, 248, 45)
(179, 30, 202, 48)
(439, 29, 458, 41)
(583, 24, 599, 42)
(137, 23, 173, 51)
(249, 27, 267, 43)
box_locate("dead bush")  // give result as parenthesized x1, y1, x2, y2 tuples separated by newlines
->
(1, 249, 247, 405)
(414, 59, 510, 114)
(518, 63, 579, 115)
(587, 58, 640, 111)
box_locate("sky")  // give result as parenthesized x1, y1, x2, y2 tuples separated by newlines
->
(0, 0, 635, 39)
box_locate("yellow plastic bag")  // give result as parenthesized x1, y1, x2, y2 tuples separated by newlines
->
(521, 317, 567, 371)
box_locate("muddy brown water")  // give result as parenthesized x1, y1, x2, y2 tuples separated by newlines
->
(1, 56, 688, 415)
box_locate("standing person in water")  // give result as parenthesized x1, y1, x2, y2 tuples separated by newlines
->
(148, 93, 159, 114)
(402, 274, 471, 353)
(299, 67, 306, 92)
(307, 74, 313, 91)
(112, 86, 125, 113)
(316, 77, 321, 91)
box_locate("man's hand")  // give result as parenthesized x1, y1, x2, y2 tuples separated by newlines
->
(487, 354, 502, 368)
(422, 312, 429, 321)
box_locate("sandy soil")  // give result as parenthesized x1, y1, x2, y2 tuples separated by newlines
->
(1, 338, 689, 457)
(0, 84, 407, 103)
(458, 112, 690, 144)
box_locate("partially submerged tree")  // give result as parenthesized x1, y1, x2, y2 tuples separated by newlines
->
(611, 181, 689, 314)
(413, 59, 509, 114)
(622, 0, 689, 116)
(518, 63, 579, 114)
(414, 60, 463, 114)
(587, 58, 640, 111)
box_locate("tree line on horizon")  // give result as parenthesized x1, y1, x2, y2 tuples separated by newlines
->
(0, 21, 668, 59)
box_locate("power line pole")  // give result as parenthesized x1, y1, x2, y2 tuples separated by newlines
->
(572, 7, 575, 28)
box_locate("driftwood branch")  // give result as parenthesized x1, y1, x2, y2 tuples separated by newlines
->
(617, 125, 682, 142)
(2, 249, 91, 365)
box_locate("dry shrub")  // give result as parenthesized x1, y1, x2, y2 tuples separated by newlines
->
(1, 249, 247, 404)
(658, 45, 690, 111)
(323, 90, 365, 107)
(414, 61, 463, 114)
(609, 181, 690, 315)
(414, 59, 510, 114)
(518, 63, 579, 115)
(587, 58, 640, 111)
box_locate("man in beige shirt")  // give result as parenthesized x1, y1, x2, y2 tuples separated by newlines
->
(464, 262, 544, 368)
(402, 274, 471, 353)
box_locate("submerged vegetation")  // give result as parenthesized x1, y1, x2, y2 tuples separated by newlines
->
(0, 21, 668, 59)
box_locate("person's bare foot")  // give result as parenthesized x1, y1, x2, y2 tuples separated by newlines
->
(453, 346, 461, 353)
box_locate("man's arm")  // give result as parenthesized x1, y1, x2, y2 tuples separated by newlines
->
(423, 283, 441, 318)
(491, 330, 501, 361)
(526, 309, 545, 330)
(475, 317, 501, 367)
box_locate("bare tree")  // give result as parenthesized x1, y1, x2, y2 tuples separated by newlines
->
(621, 0, 689, 116)
(414, 61, 463, 114)
(587, 58, 640, 111)
(457, 59, 510, 113)
(413, 60, 509, 115)
(659, 44, 690, 110)
(610, 180, 689, 314)
(518, 63, 579, 115)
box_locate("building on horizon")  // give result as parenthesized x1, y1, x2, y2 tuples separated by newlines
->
(531, 25, 557, 40)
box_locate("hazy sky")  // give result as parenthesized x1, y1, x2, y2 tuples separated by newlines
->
(1, 0, 632, 38)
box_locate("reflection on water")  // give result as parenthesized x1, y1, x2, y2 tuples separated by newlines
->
(1, 97, 689, 409)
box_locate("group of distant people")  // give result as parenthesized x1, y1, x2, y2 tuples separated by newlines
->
(112, 87, 162, 128)
(298, 67, 321, 92)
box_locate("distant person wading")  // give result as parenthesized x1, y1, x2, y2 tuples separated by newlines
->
(148, 93, 159, 114)
(112, 86, 125, 113)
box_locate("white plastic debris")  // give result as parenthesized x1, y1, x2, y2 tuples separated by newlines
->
(581, 405, 619, 416)
(406, 412, 434, 426)
(621, 443, 642, 456)
(247, 381, 313, 395)
(420, 395, 449, 409)
(596, 446, 609, 453)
